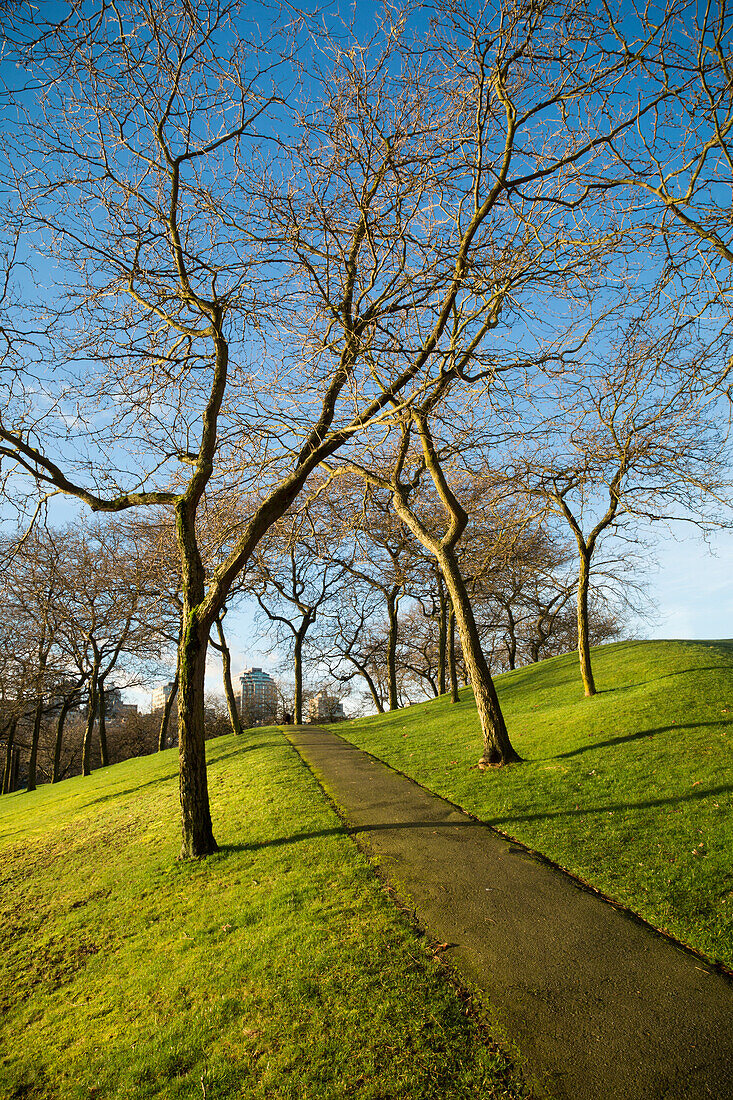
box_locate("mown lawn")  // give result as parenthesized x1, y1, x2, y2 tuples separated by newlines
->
(0, 731, 530, 1100)
(331, 639, 733, 966)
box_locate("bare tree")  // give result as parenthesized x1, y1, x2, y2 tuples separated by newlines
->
(251, 513, 347, 725)
(0, 1, 681, 848)
(511, 324, 730, 695)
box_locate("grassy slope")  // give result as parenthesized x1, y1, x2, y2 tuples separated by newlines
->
(332, 640, 733, 966)
(0, 732, 530, 1100)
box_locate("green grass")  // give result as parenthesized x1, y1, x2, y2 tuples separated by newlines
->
(331, 639, 733, 967)
(0, 730, 530, 1100)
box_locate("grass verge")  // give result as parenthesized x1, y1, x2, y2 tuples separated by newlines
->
(330, 639, 733, 967)
(0, 729, 531, 1100)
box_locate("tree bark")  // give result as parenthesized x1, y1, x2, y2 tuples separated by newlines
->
(448, 606, 460, 704)
(347, 657, 384, 713)
(97, 680, 109, 767)
(82, 663, 100, 777)
(437, 572, 447, 695)
(26, 699, 44, 792)
(11, 747, 20, 794)
(177, 611, 218, 858)
(215, 616, 243, 736)
(52, 697, 76, 783)
(2, 719, 18, 794)
(577, 548, 597, 697)
(438, 548, 521, 766)
(293, 630, 306, 725)
(386, 586, 400, 711)
(158, 673, 179, 751)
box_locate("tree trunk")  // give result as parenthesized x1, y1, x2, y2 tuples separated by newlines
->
(26, 699, 44, 792)
(11, 747, 20, 794)
(82, 665, 100, 777)
(577, 548, 597, 697)
(387, 587, 400, 711)
(505, 608, 517, 671)
(293, 632, 304, 724)
(158, 673, 179, 751)
(52, 697, 75, 783)
(97, 681, 109, 767)
(215, 617, 243, 736)
(448, 606, 460, 704)
(2, 719, 18, 794)
(177, 612, 218, 858)
(438, 549, 521, 766)
(437, 572, 447, 695)
(348, 658, 384, 713)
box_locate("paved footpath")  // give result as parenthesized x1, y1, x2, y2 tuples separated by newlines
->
(285, 725, 733, 1100)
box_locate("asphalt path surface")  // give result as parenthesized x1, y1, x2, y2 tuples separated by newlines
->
(285, 725, 733, 1100)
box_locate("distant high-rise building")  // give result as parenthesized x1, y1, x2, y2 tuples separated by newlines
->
(239, 667, 278, 727)
(308, 690, 345, 724)
(151, 680, 177, 715)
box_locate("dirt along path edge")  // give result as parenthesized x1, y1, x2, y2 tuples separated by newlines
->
(284, 724, 733, 1100)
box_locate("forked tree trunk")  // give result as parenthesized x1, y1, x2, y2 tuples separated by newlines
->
(2, 718, 18, 794)
(448, 607, 460, 704)
(577, 549, 597, 697)
(438, 548, 521, 767)
(177, 612, 218, 858)
(158, 673, 179, 751)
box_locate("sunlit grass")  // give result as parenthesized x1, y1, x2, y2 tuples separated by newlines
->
(0, 731, 529, 1100)
(333, 640, 733, 966)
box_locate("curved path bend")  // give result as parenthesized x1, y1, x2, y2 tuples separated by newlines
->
(285, 725, 733, 1100)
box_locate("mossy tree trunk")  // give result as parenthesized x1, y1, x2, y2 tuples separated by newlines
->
(176, 482, 219, 857)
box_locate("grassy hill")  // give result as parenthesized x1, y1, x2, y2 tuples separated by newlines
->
(3, 639, 731, 1099)
(0, 732, 530, 1100)
(332, 639, 733, 967)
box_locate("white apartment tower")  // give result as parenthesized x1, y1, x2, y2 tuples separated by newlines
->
(239, 667, 278, 727)
(151, 680, 177, 715)
(308, 690, 345, 723)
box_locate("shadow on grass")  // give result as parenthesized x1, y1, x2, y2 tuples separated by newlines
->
(206, 740, 280, 765)
(219, 818, 483, 852)
(556, 720, 731, 759)
(606, 666, 731, 692)
(488, 783, 733, 828)
(221, 779, 733, 851)
(84, 772, 178, 806)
